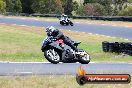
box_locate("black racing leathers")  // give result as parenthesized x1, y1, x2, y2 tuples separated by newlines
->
(51, 29, 77, 51)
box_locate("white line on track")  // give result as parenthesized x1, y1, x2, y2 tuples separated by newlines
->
(75, 22, 80, 23)
(34, 19, 39, 21)
(95, 34, 99, 36)
(17, 72, 33, 74)
(0, 61, 51, 64)
(20, 25, 28, 27)
(0, 23, 6, 25)
(124, 38, 129, 40)
(101, 24, 106, 26)
(0, 61, 132, 64)
(20, 18, 26, 20)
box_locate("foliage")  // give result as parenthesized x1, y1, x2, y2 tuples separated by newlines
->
(54, 0, 64, 14)
(84, 0, 129, 16)
(73, 1, 79, 11)
(98, 0, 113, 15)
(84, 3, 106, 16)
(84, 0, 98, 3)
(1, 0, 132, 16)
(5, 0, 22, 13)
(75, 5, 86, 16)
(112, 0, 128, 15)
(20, 0, 35, 14)
(64, 0, 73, 15)
(0, 0, 6, 14)
(31, 0, 63, 14)
(118, 5, 132, 16)
(75, 3, 106, 16)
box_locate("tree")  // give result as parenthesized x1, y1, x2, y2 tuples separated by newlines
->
(31, 0, 54, 14)
(75, 5, 85, 16)
(84, 0, 98, 3)
(0, 0, 6, 14)
(98, 0, 113, 15)
(118, 5, 132, 16)
(5, 0, 22, 13)
(84, 0, 113, 15)
(31, 0, 63, 14)
(84, 3, 106, 16)
(20, 0, 35, 14)
(73, 1, 79, 11)
(112, 0, 128, 15)
(64, 0, 73, 15)
(55, 0, 64, 14)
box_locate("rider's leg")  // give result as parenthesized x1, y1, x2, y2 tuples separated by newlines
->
(63, 36, 78, 52)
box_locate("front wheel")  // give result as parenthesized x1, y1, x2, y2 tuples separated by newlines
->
(44, 49, 60, 64)
(70, 22, 74, 26)
(78, 51, 90, 64)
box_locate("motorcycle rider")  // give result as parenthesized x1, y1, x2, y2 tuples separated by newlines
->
(60, 14, 69, 21)
(45, 26, 78, 53)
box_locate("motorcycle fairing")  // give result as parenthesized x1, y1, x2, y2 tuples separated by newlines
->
(49, 42, 63, 51)
(49, 42, 75, 57)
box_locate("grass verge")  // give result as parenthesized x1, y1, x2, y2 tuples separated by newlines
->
(0, 76, 131, 88)
(0, 24, 132, 62)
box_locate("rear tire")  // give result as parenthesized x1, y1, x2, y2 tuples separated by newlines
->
(44, 49, 60, 64)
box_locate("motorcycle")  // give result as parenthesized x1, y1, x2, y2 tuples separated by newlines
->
(59, 16, 74, 26)
(41, 36, 90, 64)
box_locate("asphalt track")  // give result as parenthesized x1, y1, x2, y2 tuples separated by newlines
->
(0, 17, 132, 75)
(0, 17, 132, 40)
(0, 62, 132, 76)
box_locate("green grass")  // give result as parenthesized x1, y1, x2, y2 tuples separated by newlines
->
(0, 25, 44, 61)
(0, 76, 131, 88)
(0, 24, 132, 62)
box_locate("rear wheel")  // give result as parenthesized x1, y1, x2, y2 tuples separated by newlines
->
(44, 49, 60, 64)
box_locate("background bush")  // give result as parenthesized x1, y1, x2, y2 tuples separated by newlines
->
(0, 0, 6, 14)
(1, 0, 132, 16)
(118, 5, 132, 16)
(5, 0, 22, 13)
(84, 3, 106, 16)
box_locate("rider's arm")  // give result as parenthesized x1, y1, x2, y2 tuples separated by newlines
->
(53, 29, 64, 39)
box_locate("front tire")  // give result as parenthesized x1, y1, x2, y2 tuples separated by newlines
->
(44, 49, 60, 64)
(79, 51, 90, 64)
(60, 21, 64, 25)
(70, 22, 74, 26)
